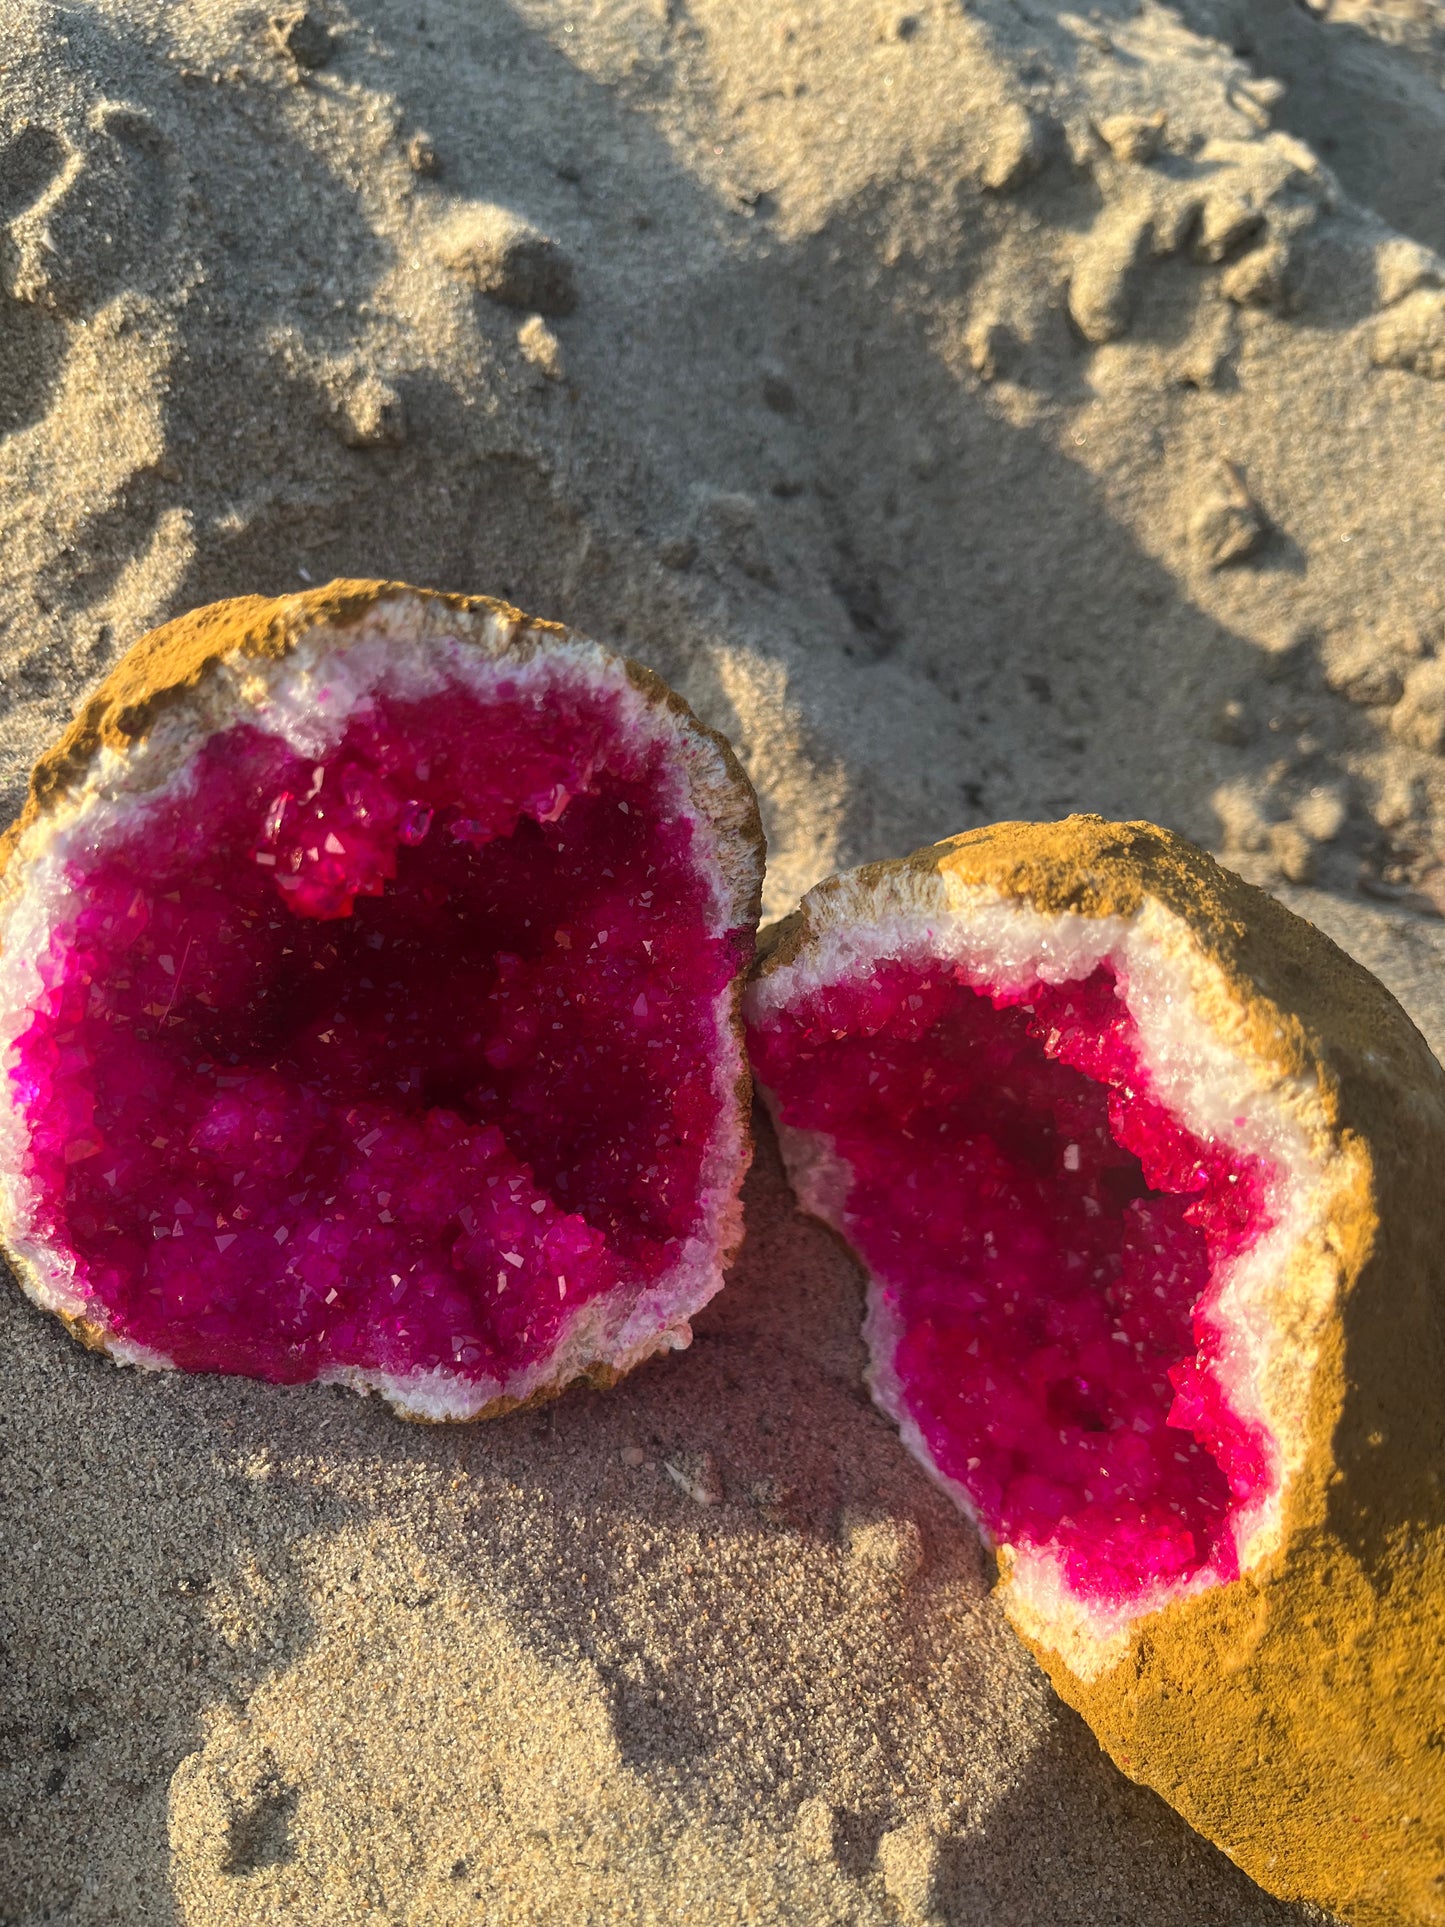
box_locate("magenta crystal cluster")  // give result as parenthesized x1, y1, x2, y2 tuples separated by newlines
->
(11, 678, 746, 1391)
(747, 961, 1276, 1606)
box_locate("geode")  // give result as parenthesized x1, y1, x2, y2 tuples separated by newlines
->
(0, 580, 763, 1419)
(746, 816, 1445, 1927)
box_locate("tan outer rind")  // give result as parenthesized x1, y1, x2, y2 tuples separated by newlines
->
(0, 578, 764, 1420)
(754, 817, 1445, 1927)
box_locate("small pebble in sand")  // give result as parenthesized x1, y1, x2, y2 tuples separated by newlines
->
(1390, 659, 1445, 752)
(437, 205, 578, 317)
(335, 373, 405, 448)
(842, 1511, 925, 1584)
(1193, 194, 1265, 265)
(1294, 786, 1347, 843)
(877, 1821, 945, 1922)
(1325, 647, 1405, 709)
(1069, 206, 1149, 344)
(1372, 288, 1445, 381)
(406, 130, 441, 178)
(1375, 237, 1443, 310)
(964, 317, 1012, 381)
(1228, 75, 1286, 131)
(1374, 771, 1426, 831)
(980, 106, 1055, 193)
(270, 7, 335, 70)
(663, 1451, 723, 1505)
(1190, 460, 1267, 568)
(1174, 310, 1236, 390)
(1097, 110, 1166, 163)
(1268, 821, 1315, 884)
(517, 313, 564, 380)
(794, 1795, 843, 1864)
(620, 1445, 645, 1468)
(1221, 238, 1290, 311)
(1151, 188, 1206, 260)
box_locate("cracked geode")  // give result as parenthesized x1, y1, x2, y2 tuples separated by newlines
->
(747, 817, 1445, 1927)
(0, 580, 762, 1419)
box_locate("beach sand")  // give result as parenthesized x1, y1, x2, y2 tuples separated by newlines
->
(3, 0, 1445, 1919)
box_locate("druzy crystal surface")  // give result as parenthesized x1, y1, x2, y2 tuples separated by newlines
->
(12, 676, 744, 1388)
(749, 962, 1276, 1606)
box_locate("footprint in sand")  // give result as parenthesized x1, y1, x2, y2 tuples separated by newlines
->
(0, 102, 177, 436)
(5, 100, 175, 314)
(0, 121, 70, 437)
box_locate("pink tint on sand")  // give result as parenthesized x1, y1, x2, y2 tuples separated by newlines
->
(12, 678, 745, 1388)
(749, 961, 1276, 1607)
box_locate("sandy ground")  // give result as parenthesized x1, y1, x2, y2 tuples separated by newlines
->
(3, 0, 1445, 1920)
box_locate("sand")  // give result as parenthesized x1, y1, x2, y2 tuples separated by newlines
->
(3, 0, 1444, 1919)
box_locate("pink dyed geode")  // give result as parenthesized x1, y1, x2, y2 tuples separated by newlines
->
(0, 580, 763, 1418)
(743, 830, 1306, 1635)
(745, 818, 1445, 1927)
(748, 953, 1273, 1609)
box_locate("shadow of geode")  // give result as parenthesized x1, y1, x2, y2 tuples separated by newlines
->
(929, 1699, 1332, 1926)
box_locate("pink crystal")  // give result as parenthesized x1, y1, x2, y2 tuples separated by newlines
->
(14, 681, 744, 1389)
(748, 961, 1276, 1607)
